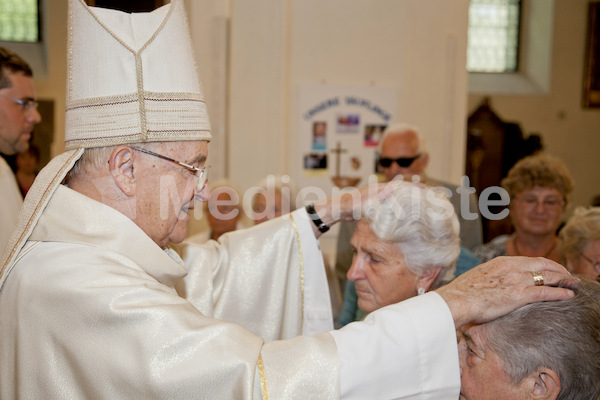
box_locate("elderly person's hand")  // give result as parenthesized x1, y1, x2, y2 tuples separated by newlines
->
(310, 179, 406, 237)
(436, 256, 578, 329)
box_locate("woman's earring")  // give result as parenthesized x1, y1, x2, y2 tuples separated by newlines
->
(417, 287, 425, 296)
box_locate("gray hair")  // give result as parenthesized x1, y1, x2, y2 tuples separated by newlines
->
(559, 207, 600, 266)
(482, 277, 600, 400)
(66, 142, 168, 184)
(361, 184, 460, 288)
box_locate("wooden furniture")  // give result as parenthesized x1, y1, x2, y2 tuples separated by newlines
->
(465, 98, 543, 242)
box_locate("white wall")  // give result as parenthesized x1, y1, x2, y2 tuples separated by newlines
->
(3, 0, 470, 193)
(7, 0, 595, 213)
(7, 0, 596, 242)
(184, 0, 470, 243)
(225, 0, 470, 192)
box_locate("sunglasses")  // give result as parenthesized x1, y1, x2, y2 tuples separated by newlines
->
(378, 154, 421, 168)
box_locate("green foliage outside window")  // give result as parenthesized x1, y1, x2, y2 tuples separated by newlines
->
(0, 0, 39, 43)
(468, 0, 520, 73)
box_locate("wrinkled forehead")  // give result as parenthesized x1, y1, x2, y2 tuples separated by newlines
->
(151, 140, 208, 158)
(352, 219, 385, 244)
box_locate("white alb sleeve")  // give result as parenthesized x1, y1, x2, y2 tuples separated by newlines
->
(330, 292, 460, 399)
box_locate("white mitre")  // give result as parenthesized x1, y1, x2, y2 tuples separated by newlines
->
(0, 0, 211, 284)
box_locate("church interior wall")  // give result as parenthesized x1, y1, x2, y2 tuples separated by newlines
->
(468, 0, 600, 212)
(2, 0, 596, 231)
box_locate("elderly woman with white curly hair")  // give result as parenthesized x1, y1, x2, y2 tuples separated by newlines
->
(339, 183, 460, 324)
(559, 207, 600, 281)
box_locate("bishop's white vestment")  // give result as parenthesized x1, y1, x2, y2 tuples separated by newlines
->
(0, 185, 460, 399)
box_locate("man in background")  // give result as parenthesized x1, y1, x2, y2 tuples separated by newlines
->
(0, 47, 41, 251)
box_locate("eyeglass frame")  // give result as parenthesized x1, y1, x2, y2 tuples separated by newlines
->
(130, 146, 209, 191)
(378, 154, 422, 168)
(514, 195, 565, 209)
(580, 252, 600, 270)
(1, 95, 39, 111)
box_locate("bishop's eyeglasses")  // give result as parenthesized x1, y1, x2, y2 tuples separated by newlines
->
(131, 147, 209, 191)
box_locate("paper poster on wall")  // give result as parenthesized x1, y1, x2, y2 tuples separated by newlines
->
(311, 121, 327, 151)
(364, 124, 385, 147)
(303, 153, 327, 170)
(336, 114, 360, 134)
(294, 84, 397, 194)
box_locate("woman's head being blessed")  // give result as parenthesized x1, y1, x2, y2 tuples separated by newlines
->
(458, 277, 600, 400)
(347, 183, 460, 313)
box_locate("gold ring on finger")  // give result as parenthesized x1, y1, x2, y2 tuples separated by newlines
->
(532, 272, 544, 286)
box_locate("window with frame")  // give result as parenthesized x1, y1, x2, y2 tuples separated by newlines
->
(467, 0, 521, 73)
(0, 0, 40, 42)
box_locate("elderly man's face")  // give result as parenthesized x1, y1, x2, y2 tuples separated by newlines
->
(135, 141, 208, 248)
(458, 325, 533, 400)
(0, 71, 41, 155)
(347, 220, 419, 313)
(379, 131, 426, 182)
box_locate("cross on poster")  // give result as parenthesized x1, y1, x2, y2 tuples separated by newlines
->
(294, 84, 397, 195)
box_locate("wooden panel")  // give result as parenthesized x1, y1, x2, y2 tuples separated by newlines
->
(583, 1, 600, 108)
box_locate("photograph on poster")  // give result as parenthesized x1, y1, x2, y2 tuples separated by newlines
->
(336, 114, 360, 133)
(364, 124, 386, 147)
(295, 84, 396, 191)
(303, 153, 328, 170)
(311, 121, 327, 151)
(374, 151, 382, 174)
